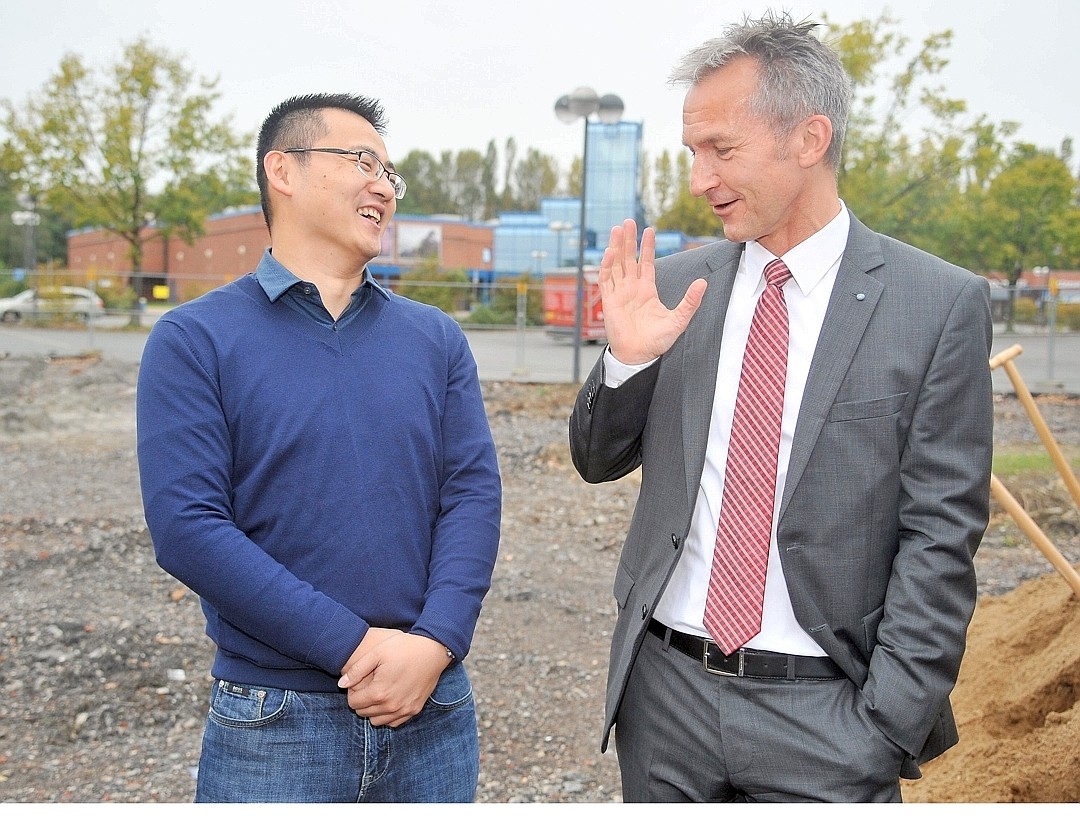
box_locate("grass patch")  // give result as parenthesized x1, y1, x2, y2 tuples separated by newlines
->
(993, 448, 1079, 476)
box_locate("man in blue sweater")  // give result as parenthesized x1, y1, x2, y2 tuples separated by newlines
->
(136, 93, 502, 802)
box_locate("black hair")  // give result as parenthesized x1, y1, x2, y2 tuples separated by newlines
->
(256, 93, 388, 230)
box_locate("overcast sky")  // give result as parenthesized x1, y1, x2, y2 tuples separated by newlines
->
(2, 0, 1077, 177)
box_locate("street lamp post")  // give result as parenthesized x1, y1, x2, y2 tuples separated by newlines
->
(11, 192, 40, 278)
(1033, 265, 1058, 384)
(530, 249, 547, 278)
(555, 87, 624, 384)
(549, 220, 572, 268)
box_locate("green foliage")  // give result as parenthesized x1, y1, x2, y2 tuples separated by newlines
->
(394, 140, 560, 219)
(93, 280, 137, 310)
(829, 14, 992, 259)
(0, 169, 70, 269)
(395, 150, 457, 217)
(824, 13, 1080, 276)
(1055, 303, 1080, 332)
(480, 278, 544, 326)
(462, 303, 506, 325)
(394, 258, 470, 313)
(450, 148, 487, 222)
(460, 277, 544, 326)
(512, 149, 559, 212)
(1013, 297, 1039, 324)
(0, 271, 26, 298)
(648, 150, 677, 222)
(971, 149, 1079, 278)
(1, 37, 255, 274)
(566, 156, 582, 199)
(654, 153, 720, 235)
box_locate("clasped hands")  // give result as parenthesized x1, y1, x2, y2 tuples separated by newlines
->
(599, 219, 708, 365)
(338, 627, 451, 728)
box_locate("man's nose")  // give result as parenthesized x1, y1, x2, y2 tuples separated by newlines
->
(688, 156, 717, 198)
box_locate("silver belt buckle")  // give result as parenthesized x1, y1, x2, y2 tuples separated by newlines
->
(703, 643, 744, 677)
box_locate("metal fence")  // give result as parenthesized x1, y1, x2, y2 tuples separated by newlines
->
(2, 272, 1078, 393)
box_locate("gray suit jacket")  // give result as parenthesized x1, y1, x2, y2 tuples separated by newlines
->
(569, 212, 994, 777)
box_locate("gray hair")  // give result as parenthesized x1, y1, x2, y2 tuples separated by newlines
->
(668, 9, 851, 169)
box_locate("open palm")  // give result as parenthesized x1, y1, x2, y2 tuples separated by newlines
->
(598, 219, 708, 365)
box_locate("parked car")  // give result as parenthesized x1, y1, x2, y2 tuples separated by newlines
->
(0, 286, 106, 323)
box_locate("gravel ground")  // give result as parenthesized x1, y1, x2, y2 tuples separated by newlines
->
(0, 353, 1077, 803)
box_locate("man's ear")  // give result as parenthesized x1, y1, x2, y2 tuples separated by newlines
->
(796, 114, 834, 169)
(263, 150, 294, 197)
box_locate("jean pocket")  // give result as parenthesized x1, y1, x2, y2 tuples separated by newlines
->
(425, 663, 474, 712)
(207, 680, 291, 728)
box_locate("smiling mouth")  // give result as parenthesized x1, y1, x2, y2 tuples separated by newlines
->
(358, 207, 382, 226)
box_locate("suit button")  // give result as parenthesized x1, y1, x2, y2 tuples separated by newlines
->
(671, 534, 680, 548)
(641, 604, 648, 619)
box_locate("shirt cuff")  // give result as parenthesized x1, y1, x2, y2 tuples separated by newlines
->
(603, 347, 659, 389)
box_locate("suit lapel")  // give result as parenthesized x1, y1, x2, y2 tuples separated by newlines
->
(682, 245, 741, 509)
(780, 217, 885, 516)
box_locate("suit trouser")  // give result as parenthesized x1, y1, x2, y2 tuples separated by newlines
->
(614, 624, 905, 802)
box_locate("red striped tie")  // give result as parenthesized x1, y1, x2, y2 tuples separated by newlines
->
(704, 258, 792, 655)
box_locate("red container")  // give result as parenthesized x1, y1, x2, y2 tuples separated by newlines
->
(542, 269, 606, 343)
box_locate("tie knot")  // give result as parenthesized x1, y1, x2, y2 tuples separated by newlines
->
(764, 258, 792, 289)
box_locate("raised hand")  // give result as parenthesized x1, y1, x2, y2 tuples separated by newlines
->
(598, 219, 707, 365)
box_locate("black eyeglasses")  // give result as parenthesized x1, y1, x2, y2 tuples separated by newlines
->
(282, 147, 407, 199)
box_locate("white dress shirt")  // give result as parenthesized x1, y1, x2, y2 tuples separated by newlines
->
(605, 203, 850, 655)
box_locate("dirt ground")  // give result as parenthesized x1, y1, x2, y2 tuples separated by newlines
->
(900, 573, 1080, 802)
(0, 353, 1078, 803)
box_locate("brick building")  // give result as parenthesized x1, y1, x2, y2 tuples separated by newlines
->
(67, 207, 496, 301)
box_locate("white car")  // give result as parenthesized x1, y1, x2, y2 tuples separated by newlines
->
(0, 286, 106, 323)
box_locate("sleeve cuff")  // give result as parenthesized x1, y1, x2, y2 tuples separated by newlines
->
(602, 346, 659, 389)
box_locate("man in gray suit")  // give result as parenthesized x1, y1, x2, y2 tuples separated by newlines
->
(569, 11, 993, 802)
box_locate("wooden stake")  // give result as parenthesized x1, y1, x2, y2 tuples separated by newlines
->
(992, 346, 1080, 510)
(988, 344, 1080, 597)
(989, 473, 1080, 598)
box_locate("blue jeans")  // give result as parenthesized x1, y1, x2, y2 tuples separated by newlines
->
(194, 661, 479, 802)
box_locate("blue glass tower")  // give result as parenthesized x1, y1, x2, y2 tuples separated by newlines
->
(492, 120, 644, 277)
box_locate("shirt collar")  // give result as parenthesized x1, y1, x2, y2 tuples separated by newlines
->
(253, 248, 391, 302)
(743, 200, 850, 295)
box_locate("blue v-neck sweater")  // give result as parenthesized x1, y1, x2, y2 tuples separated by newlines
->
(137, 258, 502, 692)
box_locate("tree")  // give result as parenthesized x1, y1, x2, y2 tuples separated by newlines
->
(566, 156, 583, 199)
(481, 140, 500, 220)
(829, 15, 971, 250)
(654, 153, 718, 236)
(648, 150, 677, 224)
(816, 11, 1071, 275)
(511, 148, 559, 212)
(393, 257, 469, 313)
(396, 149, 453, 216)
(0, 169, 69, 274)
(500, 137, 518, 212)
(967, 147, 1080, 330)
(1, 37, 254, 301)
(450, 149, 486, 221)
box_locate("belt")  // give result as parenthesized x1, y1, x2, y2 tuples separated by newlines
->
(648, 619, 844, 680)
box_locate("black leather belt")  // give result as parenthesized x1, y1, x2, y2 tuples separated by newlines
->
(648, 619, 844, 680)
